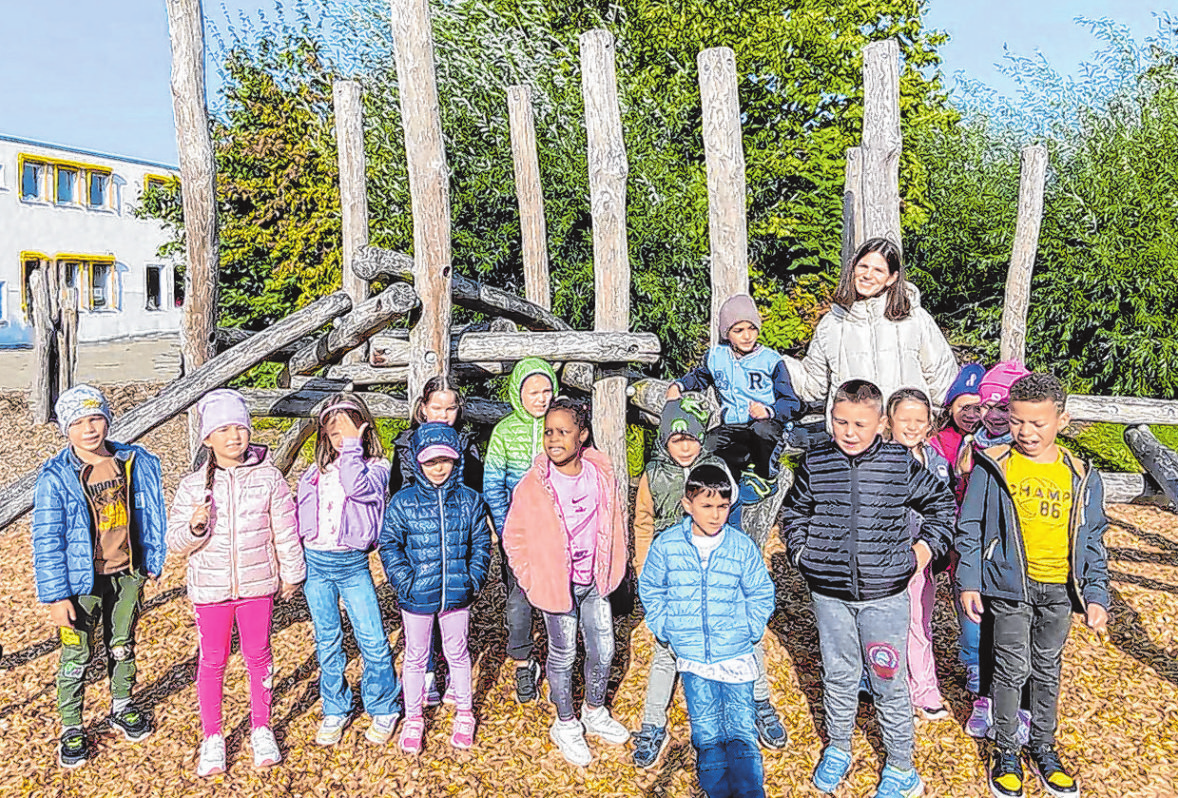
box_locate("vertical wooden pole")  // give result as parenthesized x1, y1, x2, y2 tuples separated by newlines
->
(697, 47, 750, 346)
(999, 144, 1049, 364)
(166, 0, 219, 454)
(392, 0, 453, 401)
(59, 287, 78, 393)
(841, 146, 864, 268)
(580, 29, 631, 506)
(29, 270, 53, 424)
(861, 39, 902, 246)
(334, 80, 371, 364)
(507, 85, 551, 311)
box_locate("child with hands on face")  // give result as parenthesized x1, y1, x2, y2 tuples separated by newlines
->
(166, 389, 305, 777)
(296, 393, 401, 748)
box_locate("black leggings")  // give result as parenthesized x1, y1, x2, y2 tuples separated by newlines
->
(705, 419, 785, 479)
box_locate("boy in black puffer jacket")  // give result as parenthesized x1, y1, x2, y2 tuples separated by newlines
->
(779, 380, 955, 798)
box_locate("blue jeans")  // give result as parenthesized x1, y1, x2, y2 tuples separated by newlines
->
(304, 548, 402, 717)
(542, 583, 614, 721)
(681, 673, 764, 798)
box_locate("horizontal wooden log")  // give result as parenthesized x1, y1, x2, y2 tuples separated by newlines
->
(1123, 425, 1178, 506)
(355, 245, 570, 332)
(456, 332, 659, 365)
(283, 282, 419, 380)
(240, 388, 509, 426)
(0, 292, 353, 531)
(1066, 395, 1178, 426)
(320, 362, 500, 385)
(1100, 471, 1147, 505)
(216, 327, 320, 362)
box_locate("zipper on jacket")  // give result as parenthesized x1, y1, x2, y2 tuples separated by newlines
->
(849, 457, 860, 600)
(1066, 460, 1091, 612)
(437, 486, 448, 611)
(984, 450, 1030, 603)
(228, 468, 238, 601)
(123, 453, 136, 573)
(695, 536, 711, 664)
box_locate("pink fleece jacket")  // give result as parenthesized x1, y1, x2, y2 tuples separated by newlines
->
(166, 445, 305, 605)
(502, 447, 628, 614)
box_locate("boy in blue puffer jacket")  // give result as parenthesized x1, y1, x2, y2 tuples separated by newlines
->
(31, 385, 167, 768)
(638, 464, 775, 798)
(380, 423, 492, 755)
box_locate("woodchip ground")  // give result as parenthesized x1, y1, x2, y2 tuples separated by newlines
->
(0, 386, 1174, 797)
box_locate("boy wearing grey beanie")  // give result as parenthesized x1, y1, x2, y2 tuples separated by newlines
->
(31, 385, 168, 768)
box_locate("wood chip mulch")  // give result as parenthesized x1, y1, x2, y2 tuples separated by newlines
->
(0, 386, 1175, 797)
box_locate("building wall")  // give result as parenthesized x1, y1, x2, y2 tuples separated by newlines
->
(0, 135, 182, 348)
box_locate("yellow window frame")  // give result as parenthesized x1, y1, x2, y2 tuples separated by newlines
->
(17, 153, 113, 205)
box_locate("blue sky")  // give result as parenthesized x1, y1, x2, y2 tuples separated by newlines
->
(0, 0, 1167, 166)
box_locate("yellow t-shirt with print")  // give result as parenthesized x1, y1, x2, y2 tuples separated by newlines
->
(1006, 449, 1073, 584)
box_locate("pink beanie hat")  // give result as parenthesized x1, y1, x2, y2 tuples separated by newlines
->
(197, 389, 252, 442)
(978, 361, 1031, 405)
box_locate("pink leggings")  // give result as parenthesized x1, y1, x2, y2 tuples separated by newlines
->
(401, 608, 472, 718)
(194, 596, 274, 737)
(906, 566, 944, 708)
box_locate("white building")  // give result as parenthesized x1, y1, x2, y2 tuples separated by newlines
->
(0, 135, 183, 384)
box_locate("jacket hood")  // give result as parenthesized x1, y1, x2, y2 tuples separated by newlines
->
(508, 357, 559, 422)
(410, 422, 465, 490)
(658, 396, 711, 454)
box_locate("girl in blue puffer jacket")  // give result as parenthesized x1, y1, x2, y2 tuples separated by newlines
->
(379, 423, 492, 756)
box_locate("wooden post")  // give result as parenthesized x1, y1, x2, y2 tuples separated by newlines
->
(841, 146, 864, 267)
(29, 270, 53, 424)
(999, 144, 1049, 364)
(580, 29, 631, 504)
(165, 0, 220, 455)
(507, 85, 551, 310)
(57, 286, 78, 395)
(860, 39, 902, 246)
(272, 420, 317, 475)
(334, 80, 371, 365)
(392, 0, 453, 401)
(697, 47, 749, 346)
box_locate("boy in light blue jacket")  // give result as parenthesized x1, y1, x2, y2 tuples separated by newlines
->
(638, 464, 776, 798)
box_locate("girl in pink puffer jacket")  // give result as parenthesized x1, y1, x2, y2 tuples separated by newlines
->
(166, 389, 305, 777)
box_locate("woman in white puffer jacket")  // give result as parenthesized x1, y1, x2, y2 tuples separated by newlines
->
(785, 237, 958, 422)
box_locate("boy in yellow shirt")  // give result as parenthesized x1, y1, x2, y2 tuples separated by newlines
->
(957, 373, 1109, 798)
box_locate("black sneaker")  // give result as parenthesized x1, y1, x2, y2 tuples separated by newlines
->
(514, 660, 541, 704)
(989, 747, 1025, 798)
(1026, 744, 1078, 797)
(632, 724, 668, 769)
(753, 699, 788, 750)
(109, 707, 153, 742)
(58, 730, 89, 768)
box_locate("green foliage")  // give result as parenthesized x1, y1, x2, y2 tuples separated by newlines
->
(908, 18, 1178, 397)
(157, 0, 954, 381)
(626, 423, 648, 479)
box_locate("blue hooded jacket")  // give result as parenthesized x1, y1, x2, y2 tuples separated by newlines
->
(638, 517, 775, 664)
(379, 423, 493, 614)
(32, 441, 168, 603)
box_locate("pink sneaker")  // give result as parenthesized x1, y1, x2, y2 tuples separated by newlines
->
(450, 711, 476, 749)
(398, 715, 425, 756)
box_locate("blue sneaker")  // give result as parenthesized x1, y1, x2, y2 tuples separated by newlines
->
(874, 764, 924, 798)
(631, 723, 668, 768)
(813, 745, 853, 793)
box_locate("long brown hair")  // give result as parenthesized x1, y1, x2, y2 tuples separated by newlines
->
(411, 375, 466, 429)
(831, 236, 911, 321)
(315, 392, 383, 472)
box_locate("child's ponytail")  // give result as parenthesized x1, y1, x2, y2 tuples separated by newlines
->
(202, 445, 217, 510)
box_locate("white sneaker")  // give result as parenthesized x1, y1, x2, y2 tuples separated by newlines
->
(365, 713, 400, 745)
(316, 715, 349, 746)
(549, 718, 592, 766)
(966, 697, 992, 738)
(197, 734, 226, 777)
(251, 726, 282, 768)
(581, 704, 630, 745)
(424, 671, 442, 707)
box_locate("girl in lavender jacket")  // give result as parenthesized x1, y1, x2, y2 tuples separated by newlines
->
(296, 393, 401, 748)
(166, 389, 305, 777)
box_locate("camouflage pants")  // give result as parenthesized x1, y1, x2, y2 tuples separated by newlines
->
(56, 571, 145, 727)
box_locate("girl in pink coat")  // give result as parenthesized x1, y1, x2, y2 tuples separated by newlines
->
(166, 389, 305, 777)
